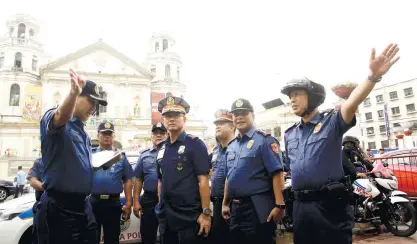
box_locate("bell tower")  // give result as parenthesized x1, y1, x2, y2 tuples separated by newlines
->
(147, 32, 186, 124)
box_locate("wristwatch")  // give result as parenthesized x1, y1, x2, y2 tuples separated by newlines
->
(275, 204, 286, 210)
(368, 75, 382, 83)
(202, 208, 212, 216)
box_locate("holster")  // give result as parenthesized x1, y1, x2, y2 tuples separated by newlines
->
(320, 180, 350, 206)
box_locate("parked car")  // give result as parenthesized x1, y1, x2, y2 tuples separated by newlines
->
(378, 148, 417, 200)
(0, 180, 16, 202)
(0, 192, 146, 244)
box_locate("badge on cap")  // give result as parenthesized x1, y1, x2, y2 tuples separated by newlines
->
(177, 162, 183, 171)
(156, 122, 162, 127)
(247, 139, 254, 149)
(167, 97, 175, 105)
(104, 122, 111, 129)
(94, 85, 100, 95)
(235, 99, 243, 108)
(314, 123, 322, 134)
(271, 142, 280, 154)
(178, 145, 185, 154)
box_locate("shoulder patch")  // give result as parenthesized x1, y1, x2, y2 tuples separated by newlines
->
(255, 130, 270, 137)
(285, 122, 300, 133)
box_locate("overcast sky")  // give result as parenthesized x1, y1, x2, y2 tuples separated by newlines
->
(1, 0, 416, 123)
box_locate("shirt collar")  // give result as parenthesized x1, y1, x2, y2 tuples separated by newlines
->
(300, 111, 321, 126)
(70, 116, 86, 127)
(166, 130, 187, 145)
(237, 126, 256, 140)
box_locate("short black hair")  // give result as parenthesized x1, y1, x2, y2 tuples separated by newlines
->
(18, 166, 22, 170)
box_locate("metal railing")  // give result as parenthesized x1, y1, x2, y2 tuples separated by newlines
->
(371, 154, 417, 199)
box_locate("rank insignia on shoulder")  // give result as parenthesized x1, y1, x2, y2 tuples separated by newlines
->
(314, 122, 322, 134)
(270, 142, 280, 154)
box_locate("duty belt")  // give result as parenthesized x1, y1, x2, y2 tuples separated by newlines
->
(91, 194, 120, 200)
(210, 196, 223, 204)
(294, 190, 324, 202)
(231, 196, 251, 205)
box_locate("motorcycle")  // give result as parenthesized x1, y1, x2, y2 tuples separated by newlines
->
(281, 175, 294, 232)
(351, 159, 417, 237)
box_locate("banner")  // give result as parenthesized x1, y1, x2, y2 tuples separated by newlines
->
(22, 85, 42, 123)
(384, 103, 390, 139)
(151, 92, 166, 124)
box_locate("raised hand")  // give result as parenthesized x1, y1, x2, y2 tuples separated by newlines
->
(369, 43, 400, 79)
(69, 69, 86, 95)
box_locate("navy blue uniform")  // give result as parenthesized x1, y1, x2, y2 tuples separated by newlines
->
(134, 147, 159, 244)
(27, 158, 44, 244)
(225, 127, 283, 244)
(285, 109, 356, 244)
(36, 108, 97, 244)
(209, 145, 230, 244)
(156, 131, 210, 244)
(90, 147, 133, 244)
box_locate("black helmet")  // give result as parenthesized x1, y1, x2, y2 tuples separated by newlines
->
(281, 77, 326, 116)
(342, 136, 357, 146)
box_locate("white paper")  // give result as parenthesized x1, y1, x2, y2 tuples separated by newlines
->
(92, 150, 122, 168)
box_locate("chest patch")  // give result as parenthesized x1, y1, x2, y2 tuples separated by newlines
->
(247, 140, 254, 149)
(313, 122, 323, 134)
(177, 162, 183, 171)
(212, 154, 218, 163)
(178, 145, 185, 154)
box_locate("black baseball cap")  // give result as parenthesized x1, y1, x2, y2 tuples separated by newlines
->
(152, 122, 167, 132)
(97, 121, 115, 133)
(80, 80, 108, 106)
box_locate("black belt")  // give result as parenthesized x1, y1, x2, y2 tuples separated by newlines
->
(294, 190, 324, 202)
(91, 194, 120, 200)
(47, 190, 88, 202)
(144, 190, 158, 196)
(231, 196, 251, 205)
(210, 196, 223, 204)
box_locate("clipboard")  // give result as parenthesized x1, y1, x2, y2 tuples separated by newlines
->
(92, 150, 122, 169)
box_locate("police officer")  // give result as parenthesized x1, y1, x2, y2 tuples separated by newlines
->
(281, 43, 400, 244)
(155, 96, 211, 244)
(133, 122, 168, 244)
(222, 98, 285, 244)
(209, 109, 235, 244)
(90, 121, 134, 244)
(27, 158, 44, 244)
(37, 69, 107, 244)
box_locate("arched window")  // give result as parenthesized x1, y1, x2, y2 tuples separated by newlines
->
(15, 52, 22, 68)
(155, 42, 159, 52)
(32, 55, 38, 71)
(9, 84, 20, 106)
(163, 39, 168, 51)
(29, 29, 34, 37)
(165, 64, 170, 78)
(18, 23, 26, 38)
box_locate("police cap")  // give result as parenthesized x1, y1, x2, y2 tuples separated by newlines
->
(152, 122, 167, 133)
(98, 121, 115, 133)
(230, 98, 254, 113)
(80, 80, 108, 106)
(214, 109, 233, 123)
(158, 96, 190, 115)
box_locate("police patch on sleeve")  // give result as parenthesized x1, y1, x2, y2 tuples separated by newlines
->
(270, 143, 280, 154)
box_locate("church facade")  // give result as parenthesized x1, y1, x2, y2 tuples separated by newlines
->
(0, 14, 207, 178)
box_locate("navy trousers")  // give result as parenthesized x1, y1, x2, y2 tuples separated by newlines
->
(90, 196, 122, 244)
(140, 192, 159, 244)
(35, 191, 97, 244)
(293, 200, 354, 244)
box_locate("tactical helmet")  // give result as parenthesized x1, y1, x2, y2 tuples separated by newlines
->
(281, 77, 326, 116)
(342, 136, 357, 146)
